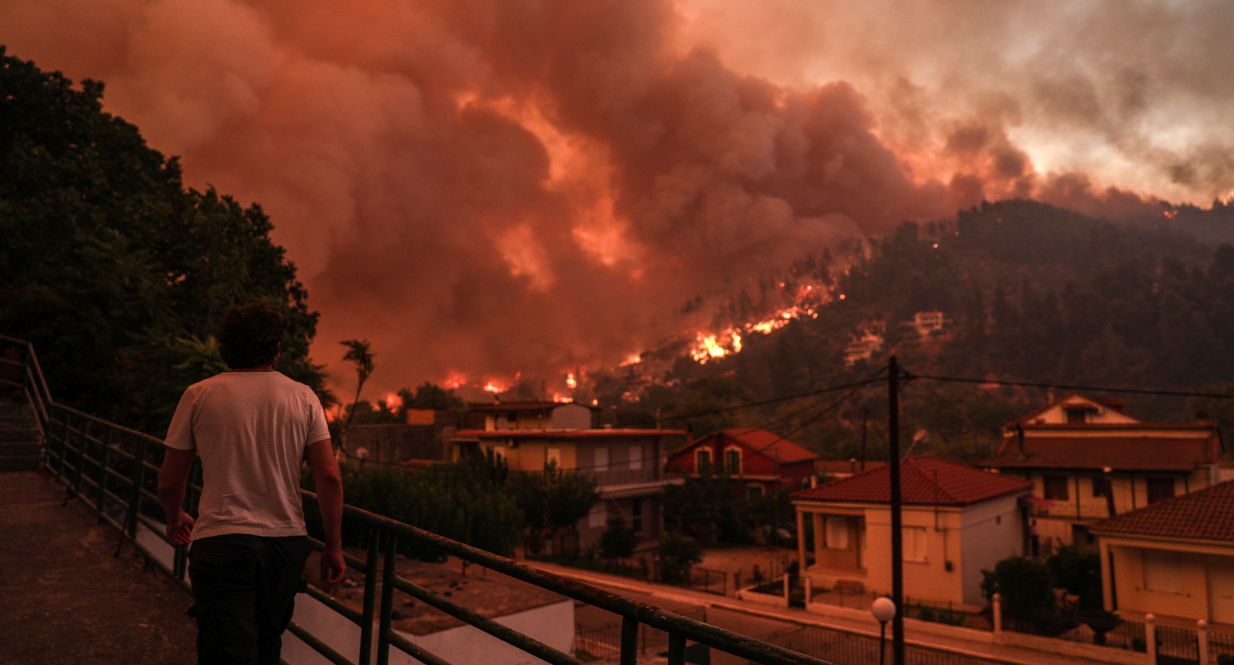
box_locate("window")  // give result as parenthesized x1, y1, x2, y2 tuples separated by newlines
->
(588, 502, 608, 528)
(546, 448, 561, 470)
(594, 447, 609, 471)
(904, 526, 928, 561)
(629, 445, 642, 470)
(1092, 476, 1112, 498)
(630, 499, 643, 534)
(1143, 549, 1184, 593)
(695, 448, 711, 471)
(824, 516, 849, 549)
(724, 447, 742, 476)
(1043, 474, 1069, 501)
(1065, 408, 1087, 424)
(1147, 478, 1175, 505)
(746, 484, 765, 500)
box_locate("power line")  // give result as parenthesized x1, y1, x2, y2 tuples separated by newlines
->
(906, 372, 1234, 400)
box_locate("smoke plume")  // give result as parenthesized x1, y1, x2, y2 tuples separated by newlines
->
(4, 0, 1232, 393)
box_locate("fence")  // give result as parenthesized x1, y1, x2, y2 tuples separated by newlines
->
(1, 334, 839, 665)
(1210, 627, 1234, 664)
(763, 625, 1008, 665)
(532, 554, 729, 597)
(575, 607, 707, 660)
(1002, 607, 1146, 651)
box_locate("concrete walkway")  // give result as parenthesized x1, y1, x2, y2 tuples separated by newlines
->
(526, 561, 1123, 665)
(0, 470, 196, 665)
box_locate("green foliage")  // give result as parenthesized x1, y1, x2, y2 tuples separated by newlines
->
(662, 473, 754, 544)
(399, 382, 465, 411)
(507, 462, 599, 535)
(916, 603, 966, 626)
(1047, 546, 1103, 610)
(309, 452, 521, 559)
(599, 516, 637, 560)
(337, 339, 375, 451)
(0, 48, 330, 432)
(982, 556, 1057, 629)
(655, 532, 703, 585)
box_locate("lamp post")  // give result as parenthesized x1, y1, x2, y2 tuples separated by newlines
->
(872, 596, 897, 665)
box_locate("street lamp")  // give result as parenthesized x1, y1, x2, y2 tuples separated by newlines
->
(871, 597, 897, 665)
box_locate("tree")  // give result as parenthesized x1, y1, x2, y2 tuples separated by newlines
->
(508, 463, 599, 556)
(982, 556, 1062, 634)
(655, 533, 703, 585)
(0, 48, 331, 431)
(337, 339, 374, 454)
(599, 516, 637, 560)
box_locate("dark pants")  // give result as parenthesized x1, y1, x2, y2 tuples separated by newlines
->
(188, 534, 309, 665)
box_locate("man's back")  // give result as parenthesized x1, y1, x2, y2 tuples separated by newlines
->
(165, 371, 330, 540)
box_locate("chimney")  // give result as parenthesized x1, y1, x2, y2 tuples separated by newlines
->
(1016, 424, 1027, 459)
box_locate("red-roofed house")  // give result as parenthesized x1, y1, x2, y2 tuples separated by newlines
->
(1090, 480, 1234, 625)
(981, 393, 1222, 555)
(665, 428, 818, 495)
(792, 456, 1032, 608)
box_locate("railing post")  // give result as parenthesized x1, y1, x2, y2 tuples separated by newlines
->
(1197, 620, 1208, 665)
(620, 616, 638, 665)
(97, 428, 113, 522)
(1146, 614, 1157, 665)
(74, 420, 91, 497)
(993, 593, 1002, 634)
(667, 632, 686, 665)
(128, 437, 150, 539)
(783, 573, 790, 604)
(359, 528, 380, 665)
(805, 575, 812, 606)
(377, 535, 397, 665)
(57, 411, 70, 479)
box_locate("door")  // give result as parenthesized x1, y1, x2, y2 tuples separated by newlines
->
(1209, 557, 1234, 625)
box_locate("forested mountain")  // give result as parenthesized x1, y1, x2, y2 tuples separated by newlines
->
(0, 49, 331, 432)
(587, 199, 1234, 463)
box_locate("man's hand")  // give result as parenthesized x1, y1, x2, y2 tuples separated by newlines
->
(166, 512, 195, 546)
(320, 549, 346, 591)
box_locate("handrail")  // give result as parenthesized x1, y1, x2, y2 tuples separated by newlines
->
(3, 334, 837, 665)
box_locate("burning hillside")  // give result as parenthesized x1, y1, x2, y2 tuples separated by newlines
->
(4, 0, 1233, 396)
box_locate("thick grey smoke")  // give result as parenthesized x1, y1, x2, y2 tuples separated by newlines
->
(3, 0, 1229, 394)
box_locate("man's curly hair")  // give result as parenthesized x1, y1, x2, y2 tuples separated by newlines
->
(218, 303, 289, 369)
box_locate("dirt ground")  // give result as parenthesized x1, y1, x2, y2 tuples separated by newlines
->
(696, 544, 798, 589)
(0, 471, 197, 665)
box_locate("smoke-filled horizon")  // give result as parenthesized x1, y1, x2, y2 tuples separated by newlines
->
(5, 0, 1233, 396)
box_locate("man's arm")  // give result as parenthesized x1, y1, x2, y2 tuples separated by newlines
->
(158, 447, 197, 546)
(307, 439, 346, 590)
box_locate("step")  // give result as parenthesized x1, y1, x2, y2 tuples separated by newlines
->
(0, 454, 42, 472)
(0, 403, 32, 417)
(0, 428, 41, 443)
(0, 442, 42, 457)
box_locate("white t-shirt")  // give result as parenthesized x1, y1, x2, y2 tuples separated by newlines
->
(165, 371, 331, 541)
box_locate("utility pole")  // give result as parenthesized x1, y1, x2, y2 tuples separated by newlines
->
(888, 356, 905, 665)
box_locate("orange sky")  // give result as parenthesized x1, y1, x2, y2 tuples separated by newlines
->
(4, 0, 1232, 396)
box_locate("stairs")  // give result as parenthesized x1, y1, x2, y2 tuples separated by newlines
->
(0, 402, 43, 471)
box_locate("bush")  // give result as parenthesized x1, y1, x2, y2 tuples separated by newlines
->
(1047, 546, 1103, 610)
(656, 533, 703, 585)
(600, 516, 637, 559)
(982, 556, 1068, 634)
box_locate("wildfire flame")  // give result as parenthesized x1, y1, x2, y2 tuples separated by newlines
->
(552, 393, 573, 403)
(384, 392, 402, 408)
(483, 381, 505, 394)
(566, 372, 577, 389)
(688, 282, 825, 364)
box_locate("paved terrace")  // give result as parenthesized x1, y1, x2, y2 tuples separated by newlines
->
(0, 470, 196, 664)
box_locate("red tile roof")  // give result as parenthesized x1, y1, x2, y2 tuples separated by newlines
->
(1005, 392, 1140, 428)
(697, 428, 818, 464)
(793, 456, 1031, 506)
(981, 436, 1217, 472)
(1089, 480, 1234, 543)
(455, 429, 687, 439)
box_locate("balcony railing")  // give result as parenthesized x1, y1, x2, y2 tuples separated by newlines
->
(0, 335, 835, 665)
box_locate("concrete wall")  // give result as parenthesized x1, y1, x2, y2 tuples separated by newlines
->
(1101, 537, 1234, 623)
(283, 595, 575, 665)
(958, 494, 1022, 606)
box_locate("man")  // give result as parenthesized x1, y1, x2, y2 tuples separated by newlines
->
(158, 302, 345, 665)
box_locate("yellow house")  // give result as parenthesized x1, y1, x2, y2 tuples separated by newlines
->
(1090, 480, 1234, 626)
(981, 393, 1222, 554)
(792, 456, 1031, 609)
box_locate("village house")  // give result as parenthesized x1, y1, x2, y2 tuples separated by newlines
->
(665, 428, 817, 495)
(980, 393, 1222, 555)
(792, 456, 1031, 609)
(1089, 480, 1234, 626)
(462, 400, 597, 432)
(449, 427, 688, 548)
(346, 408, 461, 466)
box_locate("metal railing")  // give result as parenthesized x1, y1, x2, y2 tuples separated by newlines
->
(0, 335, 838, 665)
(762, 625, 1007, 665)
